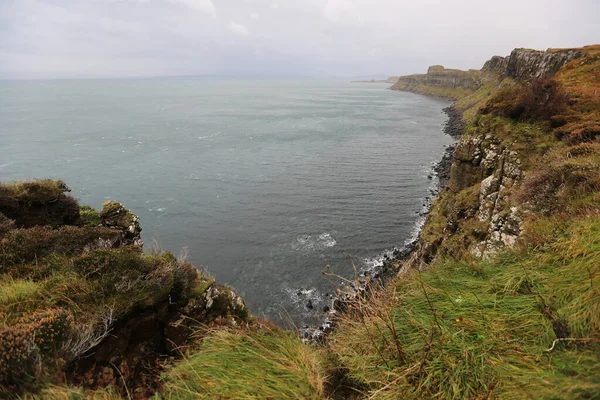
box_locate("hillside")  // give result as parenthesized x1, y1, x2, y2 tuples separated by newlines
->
(1, 44, 599, 399)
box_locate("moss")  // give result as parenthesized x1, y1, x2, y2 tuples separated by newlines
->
(99, 200, 135, 228)
(190, 277, 215, 298)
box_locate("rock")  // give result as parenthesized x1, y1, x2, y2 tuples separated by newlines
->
(499, 48, 585, 81)
(323, 305, 330, 313)
(99, 200, 143, 247)
(306, 300, 313, 310)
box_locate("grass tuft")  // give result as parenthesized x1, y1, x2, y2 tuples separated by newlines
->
(159, 326, 326, 399)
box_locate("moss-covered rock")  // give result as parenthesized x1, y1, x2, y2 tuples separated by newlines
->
(99, 201, 142, 247)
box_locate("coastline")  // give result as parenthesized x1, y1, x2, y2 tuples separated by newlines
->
(301, 101, 464, 342)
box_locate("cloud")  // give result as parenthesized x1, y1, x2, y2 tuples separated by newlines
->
(323, 0, 362, 23)
(0, 0, 599, 79)
(167, 0, 216, 17)
(227, 21, 249, 37)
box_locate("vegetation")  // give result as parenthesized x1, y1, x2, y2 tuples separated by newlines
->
(327, 215, 600, 398)
(159, 326, 325, 399)
(0, 181, 250, 398)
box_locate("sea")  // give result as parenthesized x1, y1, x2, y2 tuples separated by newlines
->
(0, 78, 452, 327)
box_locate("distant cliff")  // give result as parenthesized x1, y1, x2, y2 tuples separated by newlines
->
(390, 65, 482, 99)
(391, 47, 588, 99)
(352, 76, 400, 83)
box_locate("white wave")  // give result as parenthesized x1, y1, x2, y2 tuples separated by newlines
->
(318, 233, 336, 248)
(292, 232, 336, 253)
(283, 286, 325, 310)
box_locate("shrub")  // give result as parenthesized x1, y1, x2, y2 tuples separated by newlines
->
(21, 308, 74, 353)
(516, 165, 566, 212)
(79, 206, 101, 227)
(0, 213, 15, 236)
(0, 180, 80, 228)
(0, 225, 119, 276)
(0, 324, 37, 389)
(482, 79, 569, 122)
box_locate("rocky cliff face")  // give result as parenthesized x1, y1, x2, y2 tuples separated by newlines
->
(482, 48, 585, 81)
(402, 46, 596, 267)
(392, 47, 587, 100)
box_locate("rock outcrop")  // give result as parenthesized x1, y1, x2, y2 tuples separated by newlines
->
(99, 200, 143, 247)
(483, 48, 585, 81)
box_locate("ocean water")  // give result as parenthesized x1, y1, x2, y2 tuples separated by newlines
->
(0, 78, 451, 326)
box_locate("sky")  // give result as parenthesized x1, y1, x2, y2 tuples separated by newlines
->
(0, 0, 599, 79)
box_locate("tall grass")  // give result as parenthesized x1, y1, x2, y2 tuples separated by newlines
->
(159, 326, 325, 399)
(0, 278, 40, 307)
(328, 215, 600, 399)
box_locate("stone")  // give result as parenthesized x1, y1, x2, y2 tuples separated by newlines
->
(99, 201, 143, 247)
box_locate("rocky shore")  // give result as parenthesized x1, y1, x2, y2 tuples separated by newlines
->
(300, 104, 465, 342)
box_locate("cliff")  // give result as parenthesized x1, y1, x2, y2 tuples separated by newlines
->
(390, 65, 483, 99)
(0, 181, 257, 397)
(391, 46, 591, 100)
(2, 44, 600, 399)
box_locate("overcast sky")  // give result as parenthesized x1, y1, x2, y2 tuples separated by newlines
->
(1, 0, 598, 79)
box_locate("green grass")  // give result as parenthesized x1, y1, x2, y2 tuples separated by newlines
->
(0, 278, 41, 308)
(79, 205, 102, 226)
(158, 327, 325, 400)
(328, 215, 600, 399)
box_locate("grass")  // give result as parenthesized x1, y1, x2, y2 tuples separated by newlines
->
(0, 278, 41, 308)
(327, 215, 600, 399)
(158, 326, 326, 400)
(22, 385, 124, 399)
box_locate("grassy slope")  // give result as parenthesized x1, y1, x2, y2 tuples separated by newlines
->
(328, 216, 600, 398)
(159, 326, 325, 399)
